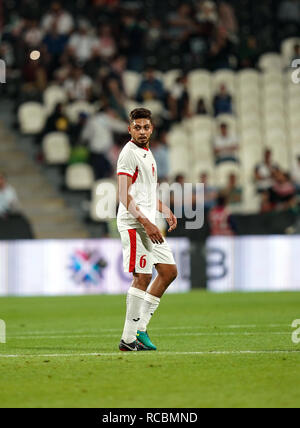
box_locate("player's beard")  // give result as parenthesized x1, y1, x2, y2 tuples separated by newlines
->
(134, 136, 151, 148)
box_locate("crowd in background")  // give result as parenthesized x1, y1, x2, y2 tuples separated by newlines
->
(1, 0, 300, 236)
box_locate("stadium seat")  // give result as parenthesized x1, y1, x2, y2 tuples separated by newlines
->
(18, 102, 47, 135)
(123, 71, 142, 98)
(261, 71, 284, 86)
(42, 132, 71, 165)
(212, 70, 236, 95)
(43, 85, 67, 114)
(258, 53, 283, 72)
(215, 162, 241, 187)
(240, 144, 264, 173)
(238, 69, 260, 90)
(142, 100, 164, 118)
(281, 37, 300, 68)
(187, 70, 212, 111)
(169, 145, 190, 178)
(65, 163, 95, 191)
(183, 116, 213, 139)
(90, 179, 118, 222)
(163, 69, 182, 91)
(239, 112, 262, 133)
(65, 101, 96, 124)
(124, 100, 143, 116)
(268, 144, 290, 170)
(190, 132, 213, 158)
(215, 114, 238, 136)
(167, 125, 187, 148)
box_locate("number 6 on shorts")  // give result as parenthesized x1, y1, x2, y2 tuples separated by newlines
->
(140, 255, 147, 269)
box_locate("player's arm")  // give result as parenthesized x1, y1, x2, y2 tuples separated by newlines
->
(157, 199, 177, 233)
(118, 174, 164, 244)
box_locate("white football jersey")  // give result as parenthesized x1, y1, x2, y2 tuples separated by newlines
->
(117, 140, 158, 232)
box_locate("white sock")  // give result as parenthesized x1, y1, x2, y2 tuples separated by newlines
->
(138, 293, 161, 332)
(122, 287, 146, 344)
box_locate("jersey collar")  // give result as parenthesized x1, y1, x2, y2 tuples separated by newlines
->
(130, 140, 149, 151)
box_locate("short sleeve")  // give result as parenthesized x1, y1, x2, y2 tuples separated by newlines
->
(117, 149, 137, 178)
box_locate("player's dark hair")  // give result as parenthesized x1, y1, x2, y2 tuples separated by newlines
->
(130, 108, 153, 124)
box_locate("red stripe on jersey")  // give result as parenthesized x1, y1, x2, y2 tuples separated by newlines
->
(128, 229, 137, 273)
(132, 167, 139, 184)
(118, 173, 133, 178)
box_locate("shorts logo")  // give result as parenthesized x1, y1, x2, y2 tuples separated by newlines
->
(140, 255, 147, 269)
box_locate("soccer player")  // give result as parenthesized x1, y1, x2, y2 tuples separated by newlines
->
(117, 108, 178, 352)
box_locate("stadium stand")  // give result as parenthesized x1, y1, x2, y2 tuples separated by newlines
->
(1, 0, 300, 238)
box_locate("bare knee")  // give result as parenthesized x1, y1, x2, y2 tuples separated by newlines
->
(157, 265, 178, 284)
(168, 265, 178, 283)
(133, 273, 152, 290)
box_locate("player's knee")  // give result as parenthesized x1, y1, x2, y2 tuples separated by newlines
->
(169, 265, 178, 283)
(135, 273, 152, 288)
(160, 265, 177, 284)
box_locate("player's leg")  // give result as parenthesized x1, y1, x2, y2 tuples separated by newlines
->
(138, 263, 178, 331)
(121, 272, 152, 347)
(136, 240, 177, 349)
(119, 228, 154, 351)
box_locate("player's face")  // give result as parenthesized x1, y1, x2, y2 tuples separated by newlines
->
(129, 119, 154, 146)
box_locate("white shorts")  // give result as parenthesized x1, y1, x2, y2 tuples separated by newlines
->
(120, 228, 176, 274)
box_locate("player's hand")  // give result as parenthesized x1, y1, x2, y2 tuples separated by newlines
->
(144, 222, 164, 245)
(167, 212, 177, 233)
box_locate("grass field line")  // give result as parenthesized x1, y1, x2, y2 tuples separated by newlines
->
(8, 324, 291, 335)
(9, 331, 293, 339)
(0, 350, 299, 359)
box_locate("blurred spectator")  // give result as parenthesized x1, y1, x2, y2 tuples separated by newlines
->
(290, 43, 300, 66)
(167, 3, 194, 41)
(42, 2, 74, 36)
(197, 98, 208, 115)
(218, 1, 238, 39)
(0, 173, 20, 217)
(254, 149, 277, 193)
(278, 0, 300, 24)
(136, 68, 165, 102)
(167, 74, 190, 121)
(21, 55, 48, 99)
(239, 35, 260, 68)
(64, 66, 93, 101)
(196, 0, 218, 26)
(121, 14, 146, 72)
(151, 132, 170, 182)
(43, 24, 69, 72)
(224, 173, 242, 205)
(292, 155, 300, 193)
(198, 172, 218, 210)
(213, 83, 233, 116)
(208, 192, 235, 235)
(170, 174, 186, 213)
(209, 25, 235, 70)
(81, 107, 128, 179)
(24, 19, 44, 49)
(92, 24, 117, 61)
(37, 103, 70, 149)
(67, 21, 96, 64)
(68, 143, 90, 165)
(270, 169, 297, 210)
(213, 123, 239, 165)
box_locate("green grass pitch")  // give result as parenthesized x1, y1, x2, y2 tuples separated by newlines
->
(0, 291, 300, 408)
